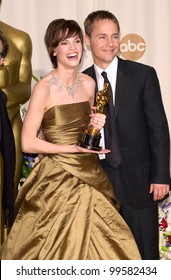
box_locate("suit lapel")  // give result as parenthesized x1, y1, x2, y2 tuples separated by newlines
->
(115, 58, 132, 116)
(89, 66, 98, 93)
(84, 61, 132, 116)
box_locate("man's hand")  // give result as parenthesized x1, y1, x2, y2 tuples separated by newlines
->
(149, 183, 170, 201)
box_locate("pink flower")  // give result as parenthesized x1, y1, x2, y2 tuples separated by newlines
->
(168, 236, 171, 244)
(159, 218, 168, 230)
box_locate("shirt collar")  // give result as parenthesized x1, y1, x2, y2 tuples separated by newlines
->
(94, 56, 118, 81)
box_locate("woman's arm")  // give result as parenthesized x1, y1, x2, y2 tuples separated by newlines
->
(21, 79, 109, 155)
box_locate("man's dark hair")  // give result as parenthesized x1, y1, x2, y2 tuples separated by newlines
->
(84, 10, 120, 37)
(0, 30, 9, 58)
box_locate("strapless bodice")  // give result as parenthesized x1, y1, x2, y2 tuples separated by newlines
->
(42, 101, 90, 145)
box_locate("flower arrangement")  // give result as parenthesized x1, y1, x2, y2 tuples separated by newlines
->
(19, 153, 40, 187)
(32, 73, 43, 82)
(158, 197, 171, 259)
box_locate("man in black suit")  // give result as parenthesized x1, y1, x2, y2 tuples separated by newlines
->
(0, 30, 15, 241)
(83, 10, 170, 259)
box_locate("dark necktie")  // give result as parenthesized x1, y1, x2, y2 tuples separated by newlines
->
(101, 71, 121, 168)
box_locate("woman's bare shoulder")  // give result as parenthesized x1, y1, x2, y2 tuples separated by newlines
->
(80, 72, 95, 88)
(33, 72, 52, 90)
(80, 72, 94, 82)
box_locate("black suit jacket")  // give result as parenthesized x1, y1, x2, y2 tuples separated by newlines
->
(83, 57, 171, 208)
(0, 89, 15, 226)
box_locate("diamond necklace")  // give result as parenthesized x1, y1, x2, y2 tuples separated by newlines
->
(48, 72, 82, 97)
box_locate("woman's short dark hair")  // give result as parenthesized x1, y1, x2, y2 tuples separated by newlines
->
(44, 18, 84, 68)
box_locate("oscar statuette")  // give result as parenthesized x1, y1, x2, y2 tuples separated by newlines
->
(78, 83, 110, 150)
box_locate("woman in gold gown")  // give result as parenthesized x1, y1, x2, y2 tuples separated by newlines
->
(0, 19, 141, 260)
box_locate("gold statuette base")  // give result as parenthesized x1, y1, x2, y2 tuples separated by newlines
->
(79, 126, 102, 151)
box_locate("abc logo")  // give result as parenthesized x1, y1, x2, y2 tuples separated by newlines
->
(120, 34, 146, 60)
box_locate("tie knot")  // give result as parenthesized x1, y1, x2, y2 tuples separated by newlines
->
(101, 71, 107, 78)
(101, 71, 108, 83)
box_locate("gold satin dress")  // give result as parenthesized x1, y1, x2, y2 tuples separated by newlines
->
(0, 101, 141, 260)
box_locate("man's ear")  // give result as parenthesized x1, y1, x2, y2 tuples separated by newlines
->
(84, 34, 91, 47)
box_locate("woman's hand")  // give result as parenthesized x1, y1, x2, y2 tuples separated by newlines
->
(89, 106, 106, 130)
(74, 145, 111, 154)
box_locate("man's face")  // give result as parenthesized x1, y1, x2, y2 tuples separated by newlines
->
(85, 19, 119, 69)
(0, 40, 4, 65)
